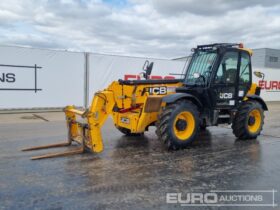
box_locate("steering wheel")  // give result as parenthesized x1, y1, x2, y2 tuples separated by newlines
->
(195, 74, 206, 86)
(203, 70, 211, 79)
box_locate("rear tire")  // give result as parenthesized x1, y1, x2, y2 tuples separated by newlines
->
(116, 126, 143, 136)
(157, 100, 200, 150)
(232, 101, 264, 139)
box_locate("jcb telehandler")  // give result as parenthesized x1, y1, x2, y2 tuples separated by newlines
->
(23, 43, 267, 159)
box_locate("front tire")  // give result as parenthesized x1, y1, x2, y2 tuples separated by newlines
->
(157, 100, 200, 150)
(232, 101, 264, 139)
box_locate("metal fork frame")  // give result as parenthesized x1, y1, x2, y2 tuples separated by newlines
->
(22, 122, 87, 160)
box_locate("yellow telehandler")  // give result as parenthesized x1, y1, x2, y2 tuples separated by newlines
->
(23, 43, 268, 159)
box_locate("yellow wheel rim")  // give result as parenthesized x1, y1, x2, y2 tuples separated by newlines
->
(248, 109, 261, 133)
(173, 111, 195, 140)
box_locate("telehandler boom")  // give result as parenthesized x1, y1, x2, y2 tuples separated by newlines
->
(23, 43, 267, 159)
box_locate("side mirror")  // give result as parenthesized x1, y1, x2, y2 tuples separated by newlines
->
(142, 60, 154, 80)
(253, 71, 264, 79)
(193, 72, 201, 79)
(145, 62, 153, 79)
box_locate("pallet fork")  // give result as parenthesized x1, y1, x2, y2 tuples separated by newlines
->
(22, 107, 90, 160)
(22, 142, 85, 160)
(22, 89, 115, 160)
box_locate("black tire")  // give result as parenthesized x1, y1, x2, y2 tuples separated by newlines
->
(155, 121, 161, 138)
(232, 101, 264, 140)
(157, 100, 200, 150)
(116, 126, 143, 136)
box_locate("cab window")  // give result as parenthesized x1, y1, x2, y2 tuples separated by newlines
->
(215, 52, 238, 84)
(239, 52, 250, 85)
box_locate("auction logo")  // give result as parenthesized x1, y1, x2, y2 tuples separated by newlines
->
(259, 80, 280, 92)
(0, 64, 42, 93)
(166, 190, 277, 207)
(0, 73, 16, 83)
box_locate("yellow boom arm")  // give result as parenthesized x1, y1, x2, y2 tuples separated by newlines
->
(64, 89, 115, 153)
(64, 80, 182, 153)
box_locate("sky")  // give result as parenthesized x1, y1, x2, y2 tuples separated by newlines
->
(0, 0, 280, 59)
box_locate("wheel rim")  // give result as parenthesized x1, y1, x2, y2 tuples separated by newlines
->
(173, 111, 195, 140)
(247, 109, 261, 133)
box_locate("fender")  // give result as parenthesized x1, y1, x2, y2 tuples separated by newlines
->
(246, 94, 268, 111)
(162, 93, 203, 109)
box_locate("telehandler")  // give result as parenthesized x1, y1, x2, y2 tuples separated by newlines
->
(23, 43, 267, 159)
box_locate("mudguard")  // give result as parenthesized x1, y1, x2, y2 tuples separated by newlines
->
(162, 93, 203, 109)
(246, 94, 268, 111)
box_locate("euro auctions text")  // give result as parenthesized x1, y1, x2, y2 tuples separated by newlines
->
(166, 190, 277, 207)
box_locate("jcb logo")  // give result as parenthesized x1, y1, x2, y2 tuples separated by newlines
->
(219, 93, 233, 99)
(143, 86, 167, 95)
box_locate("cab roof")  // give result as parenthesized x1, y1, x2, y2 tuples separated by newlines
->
(194, 43, 253, 55)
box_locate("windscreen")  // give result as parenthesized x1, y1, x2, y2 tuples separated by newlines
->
(185, 51, 217, 84)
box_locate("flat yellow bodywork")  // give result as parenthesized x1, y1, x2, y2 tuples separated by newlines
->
(239, 47, 253, 56)
(243, 83, 258, 101)
(247, 83, 258, 95)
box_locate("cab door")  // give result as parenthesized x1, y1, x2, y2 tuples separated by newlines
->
(210, 50, 240, 109)
(238, 51, 252, 100)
